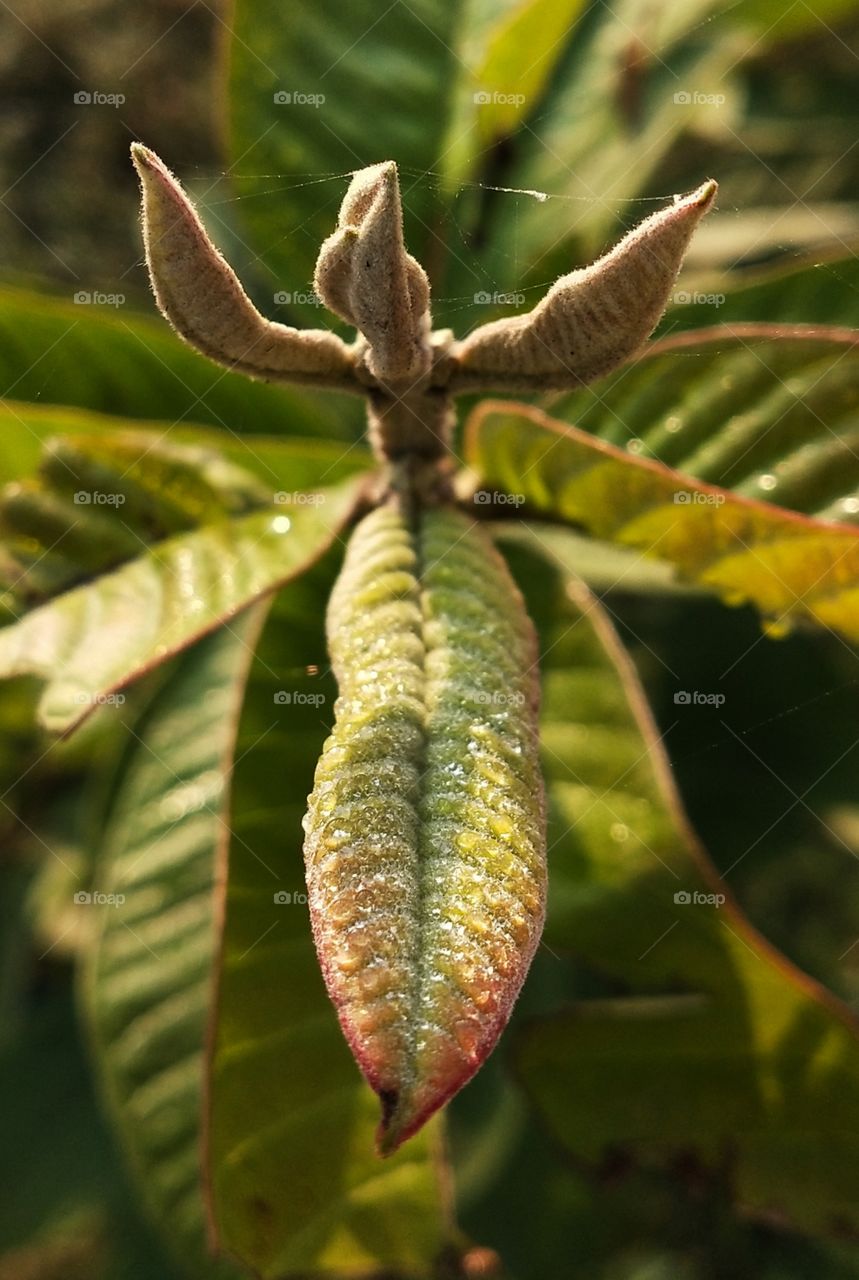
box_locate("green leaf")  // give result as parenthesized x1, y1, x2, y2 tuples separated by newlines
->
(0, 285, 349, 438)
(665, 250, 859, 334)
(447, 0, 738, 325)
(82, 613, 265, 1277)
(226, 0, 458, 316)
(713, 0, 859, 41)
(0, 475, 366, 733)
(465, 355, 859, 641)
(441, 0, 588, 182)
(0, 401, 371, 492)
(537, 331, 859, 517)
(207, 554, 452, 1278)
(501, 529, 859, 1236)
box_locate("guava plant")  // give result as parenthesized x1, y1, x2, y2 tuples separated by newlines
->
(131, 144, 718, 1153)
(2, 135, 859, 1277)
(2, 8, 859, 1270)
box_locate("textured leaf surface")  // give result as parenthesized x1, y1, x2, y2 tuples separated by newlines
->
(0, 286, 345, 437)
(519, 331, 859, 520)
(82, 615, 263, 1277)
(466, 393, 859, 641)
(0, 475, 365, 732)
(304, 501, 546, 1151)
(499, 530, 859, 1236)
(207, 555, 451, 1277)
(1, 431, 271, 603)
(0, 401, 371, 492)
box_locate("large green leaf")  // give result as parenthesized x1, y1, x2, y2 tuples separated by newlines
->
(0, 475, 365, 733)
(534, 331, 859, 516)
(0, 401, 371, 492)
(499, 530, 859, 1236)
(664, 249, 859, 334)
(465, 344, 859, 640)
(207, 554, 452, 1278)
(445, 0, 739, 327)
(226, 0, 458, 319)
(81, 615, 266, 1277)
(0, 285, 351, 438)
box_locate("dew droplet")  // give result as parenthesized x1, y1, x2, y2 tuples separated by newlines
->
(758, 474, 777, 492)
(610, 822, 629, 843)
(272, 515, 291, 533)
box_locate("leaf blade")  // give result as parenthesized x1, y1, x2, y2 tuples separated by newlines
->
(0, 475, 366, 732)
(466, 395, 859, 641)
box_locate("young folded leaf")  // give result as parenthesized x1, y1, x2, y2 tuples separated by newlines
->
(451, 180, 717, 391)
(314, 161, 432, 383)
(303, 501, 546, 1152)
(131, 143, 355, 388)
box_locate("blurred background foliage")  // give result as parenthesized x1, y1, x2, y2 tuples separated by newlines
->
(1, 1, 859, 1277)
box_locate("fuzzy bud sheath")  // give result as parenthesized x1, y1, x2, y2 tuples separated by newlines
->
(451, 181, 718, 391)
(131, 143, 355, 387)
(313, 161, 432, 384)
